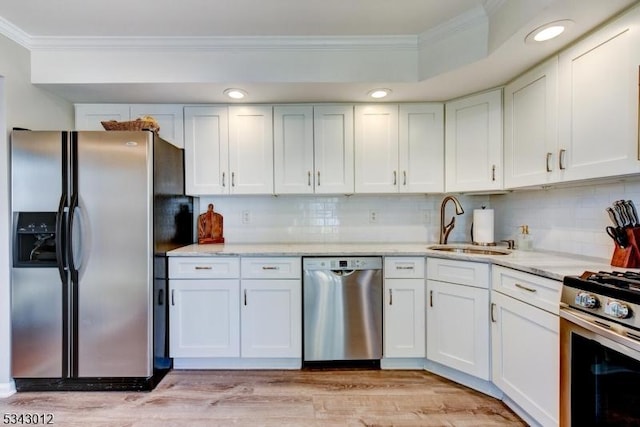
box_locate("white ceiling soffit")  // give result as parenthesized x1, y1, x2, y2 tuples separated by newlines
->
(0, 0, 637, 103)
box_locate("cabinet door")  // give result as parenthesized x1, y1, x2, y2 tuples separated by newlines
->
(426, 280, 489, 380)
(183, 106, 229, 195)
(228, 105, 274, 195)
(445, 90, 503, 192)
(558, 7, 640, 182)
(491, 291, 559, 427)
(74, 104, 130, 130)
(130, 104, 184, 148)
(169, 279, 240, 358)
(241, 279, 302, 358)
(504, 57, 559, 188)
(399, 104, 444, 193)
(313, 105, 355, 194)
(273, 106, 314, 194)
(384, 278, 425, 358)
(355, 104, 399, 193)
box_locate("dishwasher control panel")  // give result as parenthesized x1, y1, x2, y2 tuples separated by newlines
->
(303, 257, 383, 270)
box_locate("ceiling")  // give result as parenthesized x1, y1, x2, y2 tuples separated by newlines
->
(0, 0, 638, 103)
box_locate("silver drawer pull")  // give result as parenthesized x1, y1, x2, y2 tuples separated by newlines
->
(396, 266, 414, 270)
(262, 266, 279, 270)
(194, 266, 213, 270)
(515, 283, 537, 293)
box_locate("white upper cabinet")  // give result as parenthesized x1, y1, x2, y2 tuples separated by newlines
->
(274, 105, 354, 194)
(314, 105, 355, 194)
(74, 103, 184, 148)
(557, 6, 640, 181)
(445, 89, 503, 192)
(355, 103, 444, 194)
(504, 57, 559, 188)
(399, 104, 444, 193)
(184, 106, 229, 195)
(228, 105, 274, 195)
(355, 104, 399, 193)
(274, 105, 315, 194)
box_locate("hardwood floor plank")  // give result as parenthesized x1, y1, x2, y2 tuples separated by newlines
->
(0, 369, 526, 426)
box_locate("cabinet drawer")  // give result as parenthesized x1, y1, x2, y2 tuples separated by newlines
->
(492, 265, 561, 314)
(426, 258, 489, 288)
(169, 257, 240, 279)
(241, 257, 301, 279)
(384, 257, 425, 279)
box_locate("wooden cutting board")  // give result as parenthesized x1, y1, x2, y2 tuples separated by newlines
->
(197, 203, 224, 244)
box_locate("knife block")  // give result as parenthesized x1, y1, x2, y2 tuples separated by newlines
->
(611, 227, 640, 268)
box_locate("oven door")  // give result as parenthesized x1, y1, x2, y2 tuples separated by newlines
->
(560, 307, 640, 426)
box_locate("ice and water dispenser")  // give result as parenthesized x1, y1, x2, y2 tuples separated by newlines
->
(13, 212, 58, 267)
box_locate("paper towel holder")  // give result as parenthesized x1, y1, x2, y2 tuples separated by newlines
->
(471, 207, 497, 246)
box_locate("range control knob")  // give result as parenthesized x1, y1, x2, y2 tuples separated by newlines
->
(604, 300, 631, 319)
(575, 292, 599, 309)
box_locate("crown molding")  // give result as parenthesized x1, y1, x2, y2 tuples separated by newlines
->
(418, 5, 488, 46)
(0, 16, 31, 48)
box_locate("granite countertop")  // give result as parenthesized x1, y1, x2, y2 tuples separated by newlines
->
(167, 242, 618, 281)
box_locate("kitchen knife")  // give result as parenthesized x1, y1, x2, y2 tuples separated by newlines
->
(626, 200, 639, 227)
(606, 207, 621, 227)
(606, 226, 627, 248)
(614, 201, 630, 228)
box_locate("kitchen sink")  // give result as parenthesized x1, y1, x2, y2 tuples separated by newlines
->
(427, 244, 511, 256)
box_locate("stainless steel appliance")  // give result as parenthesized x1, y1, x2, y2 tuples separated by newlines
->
(560, 271, 640, 426)
(303, 257, 383, 365)
(10, 130, 192, 391)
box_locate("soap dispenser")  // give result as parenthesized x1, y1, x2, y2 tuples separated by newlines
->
(517, 225, 533, 251)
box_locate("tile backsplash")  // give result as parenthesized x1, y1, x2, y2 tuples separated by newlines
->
(199, 194, 489, 245)
(198, 177, 640, 261)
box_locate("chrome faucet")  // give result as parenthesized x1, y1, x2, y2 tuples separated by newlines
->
(439, 196, 465, 244)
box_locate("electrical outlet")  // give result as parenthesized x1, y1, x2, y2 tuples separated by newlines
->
(242, 210, 251, 224)
(369, 210, 378, 223)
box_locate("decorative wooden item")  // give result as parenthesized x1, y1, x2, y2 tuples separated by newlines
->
(611, 228, 640, 268)
(198, 203, 224, 244)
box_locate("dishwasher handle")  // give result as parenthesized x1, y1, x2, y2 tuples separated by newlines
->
(330, 269, 357, 277)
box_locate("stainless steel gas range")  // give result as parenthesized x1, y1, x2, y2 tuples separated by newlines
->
(560, 271, 640, 426)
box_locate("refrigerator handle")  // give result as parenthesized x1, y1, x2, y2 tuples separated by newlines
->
(67, 192, 79, 273)
(55, 192, 68, 283)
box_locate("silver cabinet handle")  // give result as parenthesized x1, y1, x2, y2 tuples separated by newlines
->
(244, 289, 247, 306)
(491, 165, 496, 182)
(546, 153, 552, 172)
(393, 171, 397, 185)
(261, 266, 279, 270)
(194, 266, 212, 270)
(403, 171, 407, 186)
(429, 290, 434, 307)
(559, 149, 567, 170)
(396, 266, 414, 270)
(389, 289, 393, 305)
(491, 302, 496, 322)
(171, 289, 175, 306)
(308, 171, 311, 186)
(222, 172, 226, 187)
(231, 172, 236, 187)
(515, 283, 537, 293)
(317, 171, 321, 186)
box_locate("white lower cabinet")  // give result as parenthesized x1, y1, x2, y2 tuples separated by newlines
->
(169, 278, 240, 358)
(426, 258, 490, 380)
(383, 257, 426, 360)
(491, 266, 560, 427)
(169, 256, 301, 368)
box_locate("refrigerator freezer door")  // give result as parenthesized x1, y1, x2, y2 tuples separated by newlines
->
(73, 131, 153, 378)
(11, 131, 66, 378)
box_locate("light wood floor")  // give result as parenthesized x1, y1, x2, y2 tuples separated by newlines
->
(0, 369, 526, 426)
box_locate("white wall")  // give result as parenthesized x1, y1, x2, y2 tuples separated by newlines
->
(491, 178, 640, 260)
(0, 34, 73, 397)
(199, 194, 490, 245)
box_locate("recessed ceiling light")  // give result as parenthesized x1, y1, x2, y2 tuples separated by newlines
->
(224, 88, 247, 99)
(525, 20, 573, 43)
(368, 88, 391, 99)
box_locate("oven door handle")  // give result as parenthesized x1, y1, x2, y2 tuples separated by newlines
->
(560, 306, 640, 356)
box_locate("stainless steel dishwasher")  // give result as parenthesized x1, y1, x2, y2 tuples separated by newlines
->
(303, 257, 383, 364)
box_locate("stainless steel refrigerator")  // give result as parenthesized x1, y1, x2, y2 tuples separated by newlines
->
(10, 130, 193, 391)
